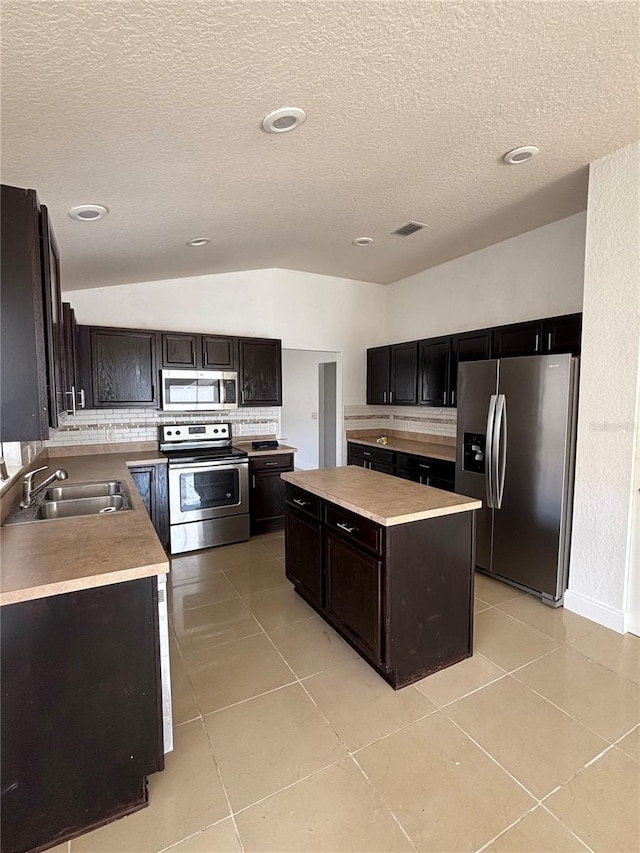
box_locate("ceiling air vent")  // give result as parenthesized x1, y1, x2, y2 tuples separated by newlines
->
(392, 221, 428, 237)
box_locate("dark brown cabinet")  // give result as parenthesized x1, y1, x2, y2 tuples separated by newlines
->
(1, 578, 163, 853)
(418, 337, 450, 406)
(368, 314, 581, 412)
(1, 185, 66, 440)
(161, 333, 198, 368)
(249, 453, 293, 534)
(348, 441, 455, 492)
(202, 335, 236, 369)
(285, 505, 323, 608)
(449, 329, 493, 407)
(239, 338, 282, 406)
(160, 332, 237, 370)
(492, 319, 544, 358)
(326, 530, 382, 662)
(284, 483, 475, 688)
(86, 327, 159, 407)
(366, 346, 390, 404)
(366, 343, 417, 405)
(542, 314, 582, 355)
(129, 463, 169, 551)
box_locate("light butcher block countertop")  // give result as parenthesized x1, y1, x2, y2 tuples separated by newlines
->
(233, 442, 297, 457)
(281, 466, 481, 526)
(0, 451, 169, 607)
(347, 436, 456, 462)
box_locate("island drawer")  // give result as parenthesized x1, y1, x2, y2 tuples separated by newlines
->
(285, 484, 321, 519)
(325, 504, 382, 555)
(250, 453, 294, 472)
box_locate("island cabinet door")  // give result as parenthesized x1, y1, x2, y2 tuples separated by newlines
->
(325, 531, 382, 663)
(285, 509, 323, 608)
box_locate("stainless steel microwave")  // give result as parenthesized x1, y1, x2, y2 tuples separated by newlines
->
(161, 369, 239, 411)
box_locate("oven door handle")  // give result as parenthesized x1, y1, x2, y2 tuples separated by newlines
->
(169, 460, 248, 472)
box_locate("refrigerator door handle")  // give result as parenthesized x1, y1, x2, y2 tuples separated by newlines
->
(485, 394, 498, 508)
(494, 393, 507, 509)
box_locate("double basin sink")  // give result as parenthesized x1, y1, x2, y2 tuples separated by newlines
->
(5, 481, 133, 525)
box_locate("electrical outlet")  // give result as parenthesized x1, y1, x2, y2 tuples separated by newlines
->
(106, 429, 116, 442)
(311, 411, 318, 420)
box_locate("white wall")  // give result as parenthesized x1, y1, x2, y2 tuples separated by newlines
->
(281, 349, 338, 470)
(67, 268, 387, 406)
(566, 142, 640, 632)
(385, 213, 586, 342)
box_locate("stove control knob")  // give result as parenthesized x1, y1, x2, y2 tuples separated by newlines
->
(166, 430, 172, 436)
(213, 428, 219, 433)
(175, 430, 181, 435)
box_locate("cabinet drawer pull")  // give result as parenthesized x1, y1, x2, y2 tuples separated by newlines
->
(293, 498, 310, 507)
(383, 391, 387, 403)
(547, 332, 552, 350)
(78, 388, 86, 409)
(264, 461, 279, 467)
(336, 522, 357, 534)
(535, 333, 540, 352)
(419, 464, 431, 469)
(252, 475, 256, 488)
(363, 451, 372, 456)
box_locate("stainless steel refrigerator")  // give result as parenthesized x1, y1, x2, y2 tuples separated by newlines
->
(455, 354, 579, 606)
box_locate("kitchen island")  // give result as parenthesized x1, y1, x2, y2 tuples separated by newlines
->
(282, 466, 481, 688)
(0, 451, 170, 853)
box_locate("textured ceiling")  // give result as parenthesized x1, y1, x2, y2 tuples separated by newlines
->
(2, 0, 639, 290)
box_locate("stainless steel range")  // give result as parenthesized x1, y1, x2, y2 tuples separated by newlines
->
(160, 423, 249, 555)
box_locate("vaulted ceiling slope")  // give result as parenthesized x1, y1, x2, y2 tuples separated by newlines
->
(2, 0, 638, 290)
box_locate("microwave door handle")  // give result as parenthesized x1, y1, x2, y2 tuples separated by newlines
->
(220, 377, 226, 407)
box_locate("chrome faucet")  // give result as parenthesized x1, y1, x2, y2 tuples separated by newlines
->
(20, 466, 68, 508)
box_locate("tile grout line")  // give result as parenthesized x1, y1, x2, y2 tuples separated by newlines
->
(198, 716, 246, 853)
(473, 803, 541, 853)
(538, 802, 596, 853)
(442, 708, 542, 804)
(350, 753, 419, 853)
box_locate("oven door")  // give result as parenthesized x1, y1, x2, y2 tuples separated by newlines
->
(168, 459, 249, 524)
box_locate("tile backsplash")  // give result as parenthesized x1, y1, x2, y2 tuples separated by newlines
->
(343, 405, 457, 438)
(46, 407, 282, 448)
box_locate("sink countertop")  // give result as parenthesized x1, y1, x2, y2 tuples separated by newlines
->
(281, 466, 481, 526)
(0, 451, 169, 607)
(347, 436, 456, 463)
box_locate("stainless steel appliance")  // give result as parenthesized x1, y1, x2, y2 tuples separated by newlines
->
(161, 369, 238, 411)
(161, 423, 249, 554)
(455, 354, 579, 606)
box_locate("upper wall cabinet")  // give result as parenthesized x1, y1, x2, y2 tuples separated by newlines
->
(366, 343, 417, 405)
(238, 338, 282, 406)
(367, 313, 581, 410)
(87, 327, 159, 408)
(418, 338, 450, 407)
(160, 333, 237, 370)
(542, 314, 582, 355)
(491, 319, 544, 358)
(1, 185, 66, 440)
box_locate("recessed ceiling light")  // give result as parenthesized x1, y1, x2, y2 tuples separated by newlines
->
(68, 204, 108, 221)
(352, 237, 374, 247)
(186, 237, 211, 247)
(262, 107, 306, 134)
(503, 146, 539, 165)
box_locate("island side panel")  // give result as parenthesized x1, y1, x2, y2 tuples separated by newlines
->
(1, 577, 164, 853)
(385, 511, 475, 687)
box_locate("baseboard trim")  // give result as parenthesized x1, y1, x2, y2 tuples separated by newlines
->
(564, 590, 626, 633)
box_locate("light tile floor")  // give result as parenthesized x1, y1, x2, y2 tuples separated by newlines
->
(68, 531, 640, 853)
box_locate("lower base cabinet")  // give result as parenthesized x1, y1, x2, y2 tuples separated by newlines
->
(326, 531, 381, 662)
(347, 442, 455, 491)
(249, 453, 294, 535)
(284, 484, 475, 688)
(1, 578, 163, 853)
(129, 463, 169, 551)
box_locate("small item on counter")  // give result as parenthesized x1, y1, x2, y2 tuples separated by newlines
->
(252, 440, 279, 450)
(376, 435, 389, 445)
